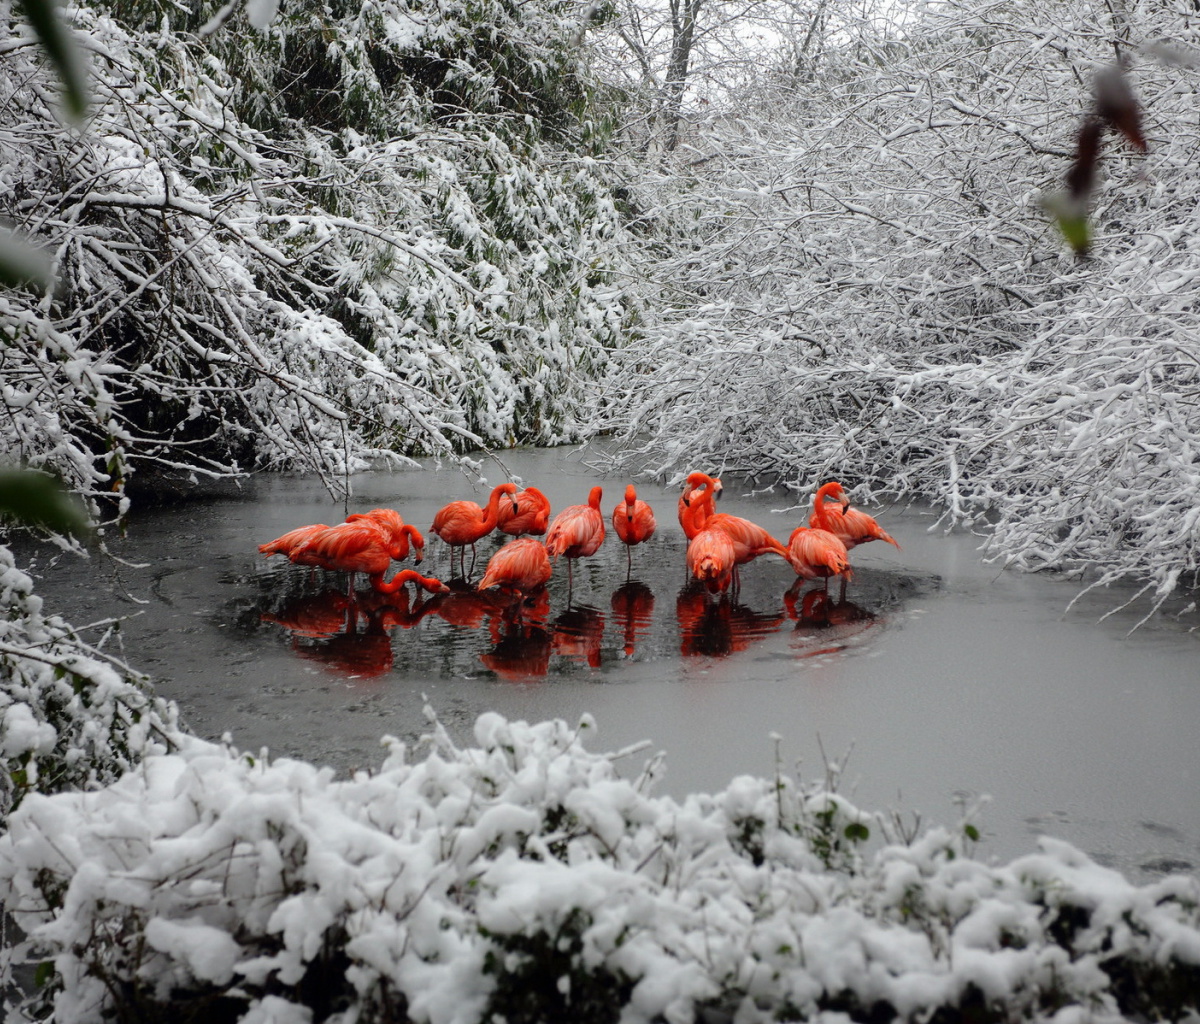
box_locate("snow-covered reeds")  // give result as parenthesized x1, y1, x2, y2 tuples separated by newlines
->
(2, 708, 1199, 1023)
(600, 0, 1200, 619)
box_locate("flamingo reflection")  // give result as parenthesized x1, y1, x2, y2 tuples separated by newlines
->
(610, 581, 655, 658)
(785, 583, 877, 657)
(552, 604, 606, 668)
(676, 584, 784, 658)
(261, 588, 394, 678)
(480, 589, 553, 680)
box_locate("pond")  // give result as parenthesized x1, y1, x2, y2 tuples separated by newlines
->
(17, 446, 1200, 881)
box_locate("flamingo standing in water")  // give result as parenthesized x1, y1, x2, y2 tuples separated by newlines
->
(809, 481, 900, 551)
(687, 483, 789, 590)
(545, 485, 605, 590)
(612, 484, 656, 574)
(687, 525, 737, 595)
(678, 472, 722, 539)
(288, 519, 411, 593)
(786, 525, 851, 589)
(477, 537, 553, 593)
(430, 482, 519, 579)
(496, 487, 551, 537)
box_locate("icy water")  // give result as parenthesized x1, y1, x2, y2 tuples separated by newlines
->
(17, 447, 1200, 881)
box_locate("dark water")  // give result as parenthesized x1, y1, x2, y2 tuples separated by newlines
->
(16, 447, 1200, 880)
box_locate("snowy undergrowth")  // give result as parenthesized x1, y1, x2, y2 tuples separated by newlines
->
(3, 708, 1199, 1024)
(0, 545, 181, 819)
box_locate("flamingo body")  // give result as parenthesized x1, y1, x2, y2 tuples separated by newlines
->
(347, 508, 425, 564)
(786, 526, 851, 581)
(613, 484, 656, 570)
(259, 523, 329, 559)
(478, 538, 553, 593)
(291, 520, 401, 577)
(809, 481, 900, 550)
(545, 486, 606, 560)
(687, 526, 737, 594)
(496, 487, 551, 537)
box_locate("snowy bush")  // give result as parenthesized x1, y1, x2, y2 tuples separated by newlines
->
(600, 0, 1200, 618)
(0, 544, 182, 820)
(3, 709, 1199, 1023)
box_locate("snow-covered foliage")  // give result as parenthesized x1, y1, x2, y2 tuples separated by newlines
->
(0, 0, 637, 514)
(0, 545, 181, 819)
(3, 709, 1199, 1024)
(600, 0, 1200, 617)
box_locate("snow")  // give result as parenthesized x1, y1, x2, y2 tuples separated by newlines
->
(2, 694, 1199, 1023)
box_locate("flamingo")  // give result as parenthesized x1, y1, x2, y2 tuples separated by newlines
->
(612, 484, 656, 573)
(430, 482, 520, 578)
(288, 519, 408, 591)
(808, 481, 900, 551)
(688, 484, 789, 588)
(496, 487, 551, 537)
(686, 525, 737, 595)
(477, 537, 553, 593)
(372, 568, 450, 596)
(346, 508, 425, 564)
(786, 525, 852, 588)
(678, 472, 722, 539)
(545, 485, 606, 590)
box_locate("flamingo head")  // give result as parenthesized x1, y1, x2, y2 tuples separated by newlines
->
(624, 484, 637, 508)
(818, 481, 849, 511)
(588, 485, 603, 509)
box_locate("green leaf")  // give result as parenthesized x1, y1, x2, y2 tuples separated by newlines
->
(17, 0, 89, 122)
(0, 230, 54, 291)
(34, 961, 56, 989)
(964, 824, 981, 842)
(843, 822, 870, 842)
(0, 469, 91, 538)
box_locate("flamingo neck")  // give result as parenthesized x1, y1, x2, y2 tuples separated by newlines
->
(481, 486, 512, 531)
(813, 483, 842, 530)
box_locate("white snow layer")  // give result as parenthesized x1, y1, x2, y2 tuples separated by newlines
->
(2, 710, 1198, 1023)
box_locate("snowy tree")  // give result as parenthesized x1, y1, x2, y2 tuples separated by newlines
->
(600, 0, 1200, 620)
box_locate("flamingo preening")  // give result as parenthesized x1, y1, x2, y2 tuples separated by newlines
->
(808, 481, 900, 551)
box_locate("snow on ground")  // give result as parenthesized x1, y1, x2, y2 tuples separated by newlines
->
(2, 702, 1199, 1023)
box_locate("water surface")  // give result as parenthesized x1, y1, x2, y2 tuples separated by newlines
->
(19, 447, 1200, 880)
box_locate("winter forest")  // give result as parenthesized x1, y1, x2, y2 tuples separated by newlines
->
(4, 0, 1200, 1018)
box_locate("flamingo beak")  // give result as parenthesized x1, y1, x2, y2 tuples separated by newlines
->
(840, 500, 850, 513)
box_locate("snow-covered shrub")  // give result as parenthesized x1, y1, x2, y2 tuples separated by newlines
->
(0, 0, 637, 516)
(600, 0, 1200, 618)
(0, 544, 182, 820)
(3, 709, 1198, 1023)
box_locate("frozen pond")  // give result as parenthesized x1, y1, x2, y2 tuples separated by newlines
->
(17, 447, 1200, 881)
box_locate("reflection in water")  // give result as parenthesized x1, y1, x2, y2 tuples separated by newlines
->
(785, 583, 878, 657)
(480, 589, 552, 680)
(611, 580, 655, 657)
(676, 583, 785, 658)
(261, 587, 445, 680)
(552, 604, 606, 668)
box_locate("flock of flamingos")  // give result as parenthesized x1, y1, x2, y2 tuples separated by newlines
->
(258, 472, 900, 600)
